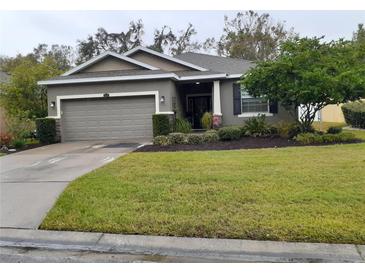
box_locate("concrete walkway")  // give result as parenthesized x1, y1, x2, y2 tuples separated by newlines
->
(0, 228, 364, 262)
(0, 141, 142, 229)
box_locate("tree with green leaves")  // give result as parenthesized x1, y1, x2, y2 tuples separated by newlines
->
(148, 26, 176, 53)
(353, 23, 365, 44)
(1, 43, 74, 73)
(0, 56, 62, 119)
(169, 23, 202, 55)
(31, 44, 75, 71)
(76, 20, 144, 64)
(77, 21, 204, 61)
(218, 11, 296, 61)
(241, 37, 365, 131)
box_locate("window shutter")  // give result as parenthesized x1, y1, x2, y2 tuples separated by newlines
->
(269, 101, 278, 114)
(233, 83, 241, 115)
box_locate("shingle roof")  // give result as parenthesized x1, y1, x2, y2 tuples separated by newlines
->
(174, 70, 223, 77)
(175, 52, 254, 75)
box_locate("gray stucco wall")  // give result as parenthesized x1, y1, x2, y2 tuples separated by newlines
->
(220, 79, 295, 126)
(47, 79, 176, 117)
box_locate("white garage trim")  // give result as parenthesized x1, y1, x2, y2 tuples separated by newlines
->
(48, 91, 164, 119)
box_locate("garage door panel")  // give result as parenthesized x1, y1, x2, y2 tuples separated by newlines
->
(61, 96, 154, 141)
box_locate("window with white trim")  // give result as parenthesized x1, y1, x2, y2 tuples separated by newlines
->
(241, 88, 269, 114)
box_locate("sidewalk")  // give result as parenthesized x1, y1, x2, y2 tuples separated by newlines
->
(0, 228, 364, 262)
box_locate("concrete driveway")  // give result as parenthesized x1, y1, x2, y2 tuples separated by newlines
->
(0, 141, 143, 229)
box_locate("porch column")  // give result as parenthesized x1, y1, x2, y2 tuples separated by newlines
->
(213, 80, 222, 128)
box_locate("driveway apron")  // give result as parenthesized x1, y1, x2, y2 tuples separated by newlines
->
(0, 141, 142, 229)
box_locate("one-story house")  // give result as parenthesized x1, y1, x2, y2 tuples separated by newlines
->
(38, 46, 294, 142)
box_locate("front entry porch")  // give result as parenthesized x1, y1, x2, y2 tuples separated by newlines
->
(176, 81, 221, 129)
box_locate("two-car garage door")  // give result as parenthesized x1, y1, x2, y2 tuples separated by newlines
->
(61, 96, 155, 141)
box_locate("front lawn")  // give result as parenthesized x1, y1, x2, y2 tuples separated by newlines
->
(41, 143, 365, 244)
(312, 121, 365, 140)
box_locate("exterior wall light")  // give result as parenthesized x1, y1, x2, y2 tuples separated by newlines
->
(160, 96, 165, 103)
(50, 101, 56, 108)
(195, 82, 200, 85)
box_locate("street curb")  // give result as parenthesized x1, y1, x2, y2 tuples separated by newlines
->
(0, 228, 364, 262)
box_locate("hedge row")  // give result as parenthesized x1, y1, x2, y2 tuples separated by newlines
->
(153, 131, 219, 146)
(294, 132, 358, 144)
(342, 101, 365, 129)
(35, 118, 57, 144)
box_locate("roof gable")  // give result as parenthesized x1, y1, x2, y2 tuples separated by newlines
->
(62, 51, 159, 76)
(124, 46, 208, 72)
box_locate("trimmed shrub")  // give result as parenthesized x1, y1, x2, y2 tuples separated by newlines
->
(11, 139, 26, 149)
(295, 132, 357, 145)
(175, 117, 192, 133)
(202, 131, 219, 143)
(242, 115, 271, 137)
(275, 122, 302, 139)
(152, 114, 171, 137)
(185, 134, 204, 145)
(218, 126, 242, 141)
(153, 135, 170, 146)
(6, 115, 35, 141)
(327, 126, 343, 134)
(201, 112, 213, 130)
(36, 118, 57, 144)
(342, 101, 365, 129)
(168, 132, 185, 145)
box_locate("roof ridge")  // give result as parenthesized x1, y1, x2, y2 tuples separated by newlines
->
(177, 51, 253, 62)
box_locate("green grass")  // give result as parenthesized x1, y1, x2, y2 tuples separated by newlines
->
(312, 121, 365, 140)
(0, 153, 5, 157)
(343, 129, 365, 140)
(41, 143, 365, 244)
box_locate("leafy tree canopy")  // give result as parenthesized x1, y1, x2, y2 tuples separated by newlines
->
(76, 21, 206, 63)
(76, 20, 144, 64)
(241, 37, 365, 131)
(0, 44, 74, 73)
(0, 56, 62, 119)
(217, 11, 297, 61)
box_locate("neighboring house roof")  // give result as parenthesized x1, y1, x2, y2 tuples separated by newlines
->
(124, 46, 209, 72)
(0, 71, 10, 83)
(62, 51, 160, 76)
(0, 71, 10, 94)
(175, 52, 254, 75)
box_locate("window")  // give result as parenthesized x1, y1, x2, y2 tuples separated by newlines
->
(240, 88, 269, 114)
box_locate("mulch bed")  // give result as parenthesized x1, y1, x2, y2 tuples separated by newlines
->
(135, 136, 363, 152)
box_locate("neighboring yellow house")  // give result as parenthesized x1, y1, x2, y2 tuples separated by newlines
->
(320, 104, 345, 123)
(320, 99, 365, 123)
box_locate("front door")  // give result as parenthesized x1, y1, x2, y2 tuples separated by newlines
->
(187, 96, 212, 129)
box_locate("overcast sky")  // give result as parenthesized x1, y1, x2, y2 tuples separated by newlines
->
(0, 10, 364, 57)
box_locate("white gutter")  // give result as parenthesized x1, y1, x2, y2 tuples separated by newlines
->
(37, 73, 228, 85)
(226, 74, 243, 79)
(38, 73, 177, 85)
